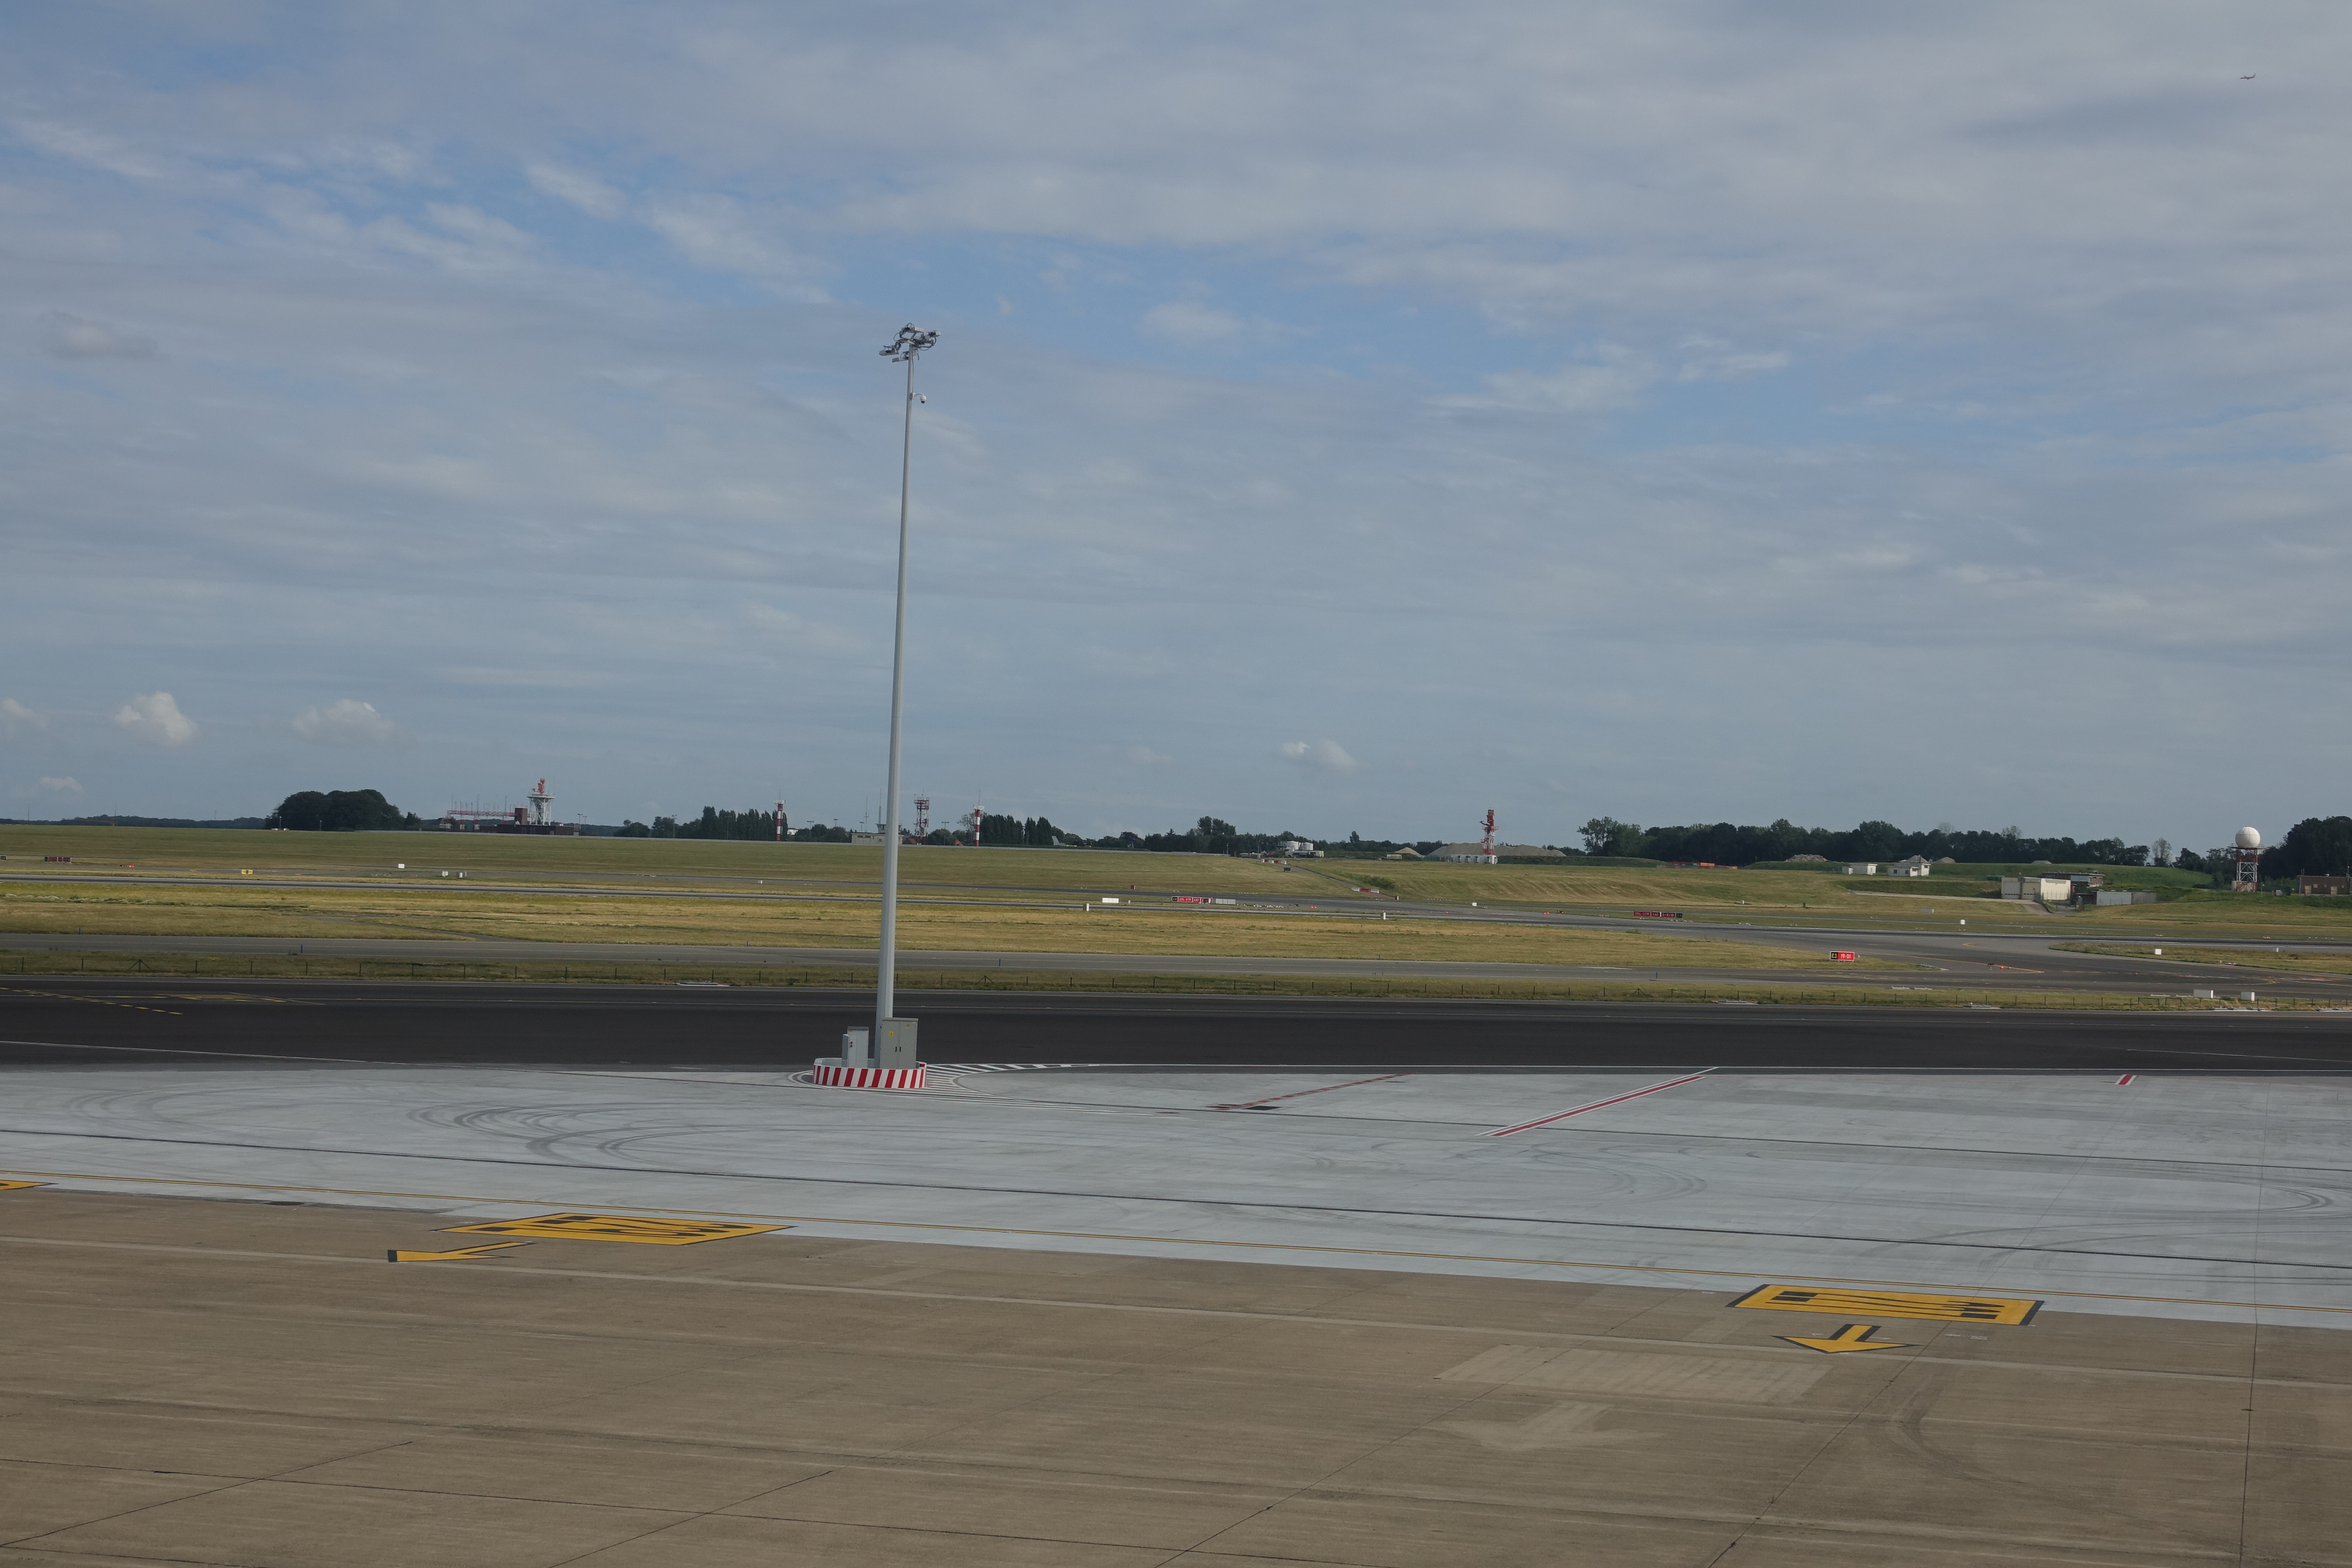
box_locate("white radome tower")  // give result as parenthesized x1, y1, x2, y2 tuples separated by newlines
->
(2229, 826, 2263, 891)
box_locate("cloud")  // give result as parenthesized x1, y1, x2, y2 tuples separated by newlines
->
(1140, 299, 1243, 344)
(0, 698, 46, 733)
(291, 698, 397, 745)
(1451, 349, 1655, 413)
(112, 692, 197, 746)
(524, 161, 629, 220)
(745, 605, 860, 654)
(1279, 739, 1360, 774)
(45, 314, 157, 359)
(38, 776, 81, 794)
(644, 195, 802, 278)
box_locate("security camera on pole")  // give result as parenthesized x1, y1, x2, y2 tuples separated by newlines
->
(813, 324, 938, 1092)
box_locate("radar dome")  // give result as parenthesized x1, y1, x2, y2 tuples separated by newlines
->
(2235, 826, 2263, 849)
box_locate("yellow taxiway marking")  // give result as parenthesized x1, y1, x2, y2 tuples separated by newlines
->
(4, 1165, 2338, 1322)
(1781, 1322, 1912, 1354)
(1, 987, 182, 1017)
(1733, 1283, 2041, 1325)
(445, 1212, 785, 1246)
(387, 1241, 531, 1263)
(0, 1181, 48, 1192)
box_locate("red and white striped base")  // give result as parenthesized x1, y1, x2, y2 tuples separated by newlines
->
(809, 1061, 928, 1090)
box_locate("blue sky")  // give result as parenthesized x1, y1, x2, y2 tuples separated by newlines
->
(4, 2, 2348, 851)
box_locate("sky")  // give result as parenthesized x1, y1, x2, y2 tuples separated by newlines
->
(4, 2, 2348, 851)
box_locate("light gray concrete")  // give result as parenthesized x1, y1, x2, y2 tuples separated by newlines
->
(2, 1061, 2347, 1331)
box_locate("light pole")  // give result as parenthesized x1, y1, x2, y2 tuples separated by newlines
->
(872, 322, 938, 1068)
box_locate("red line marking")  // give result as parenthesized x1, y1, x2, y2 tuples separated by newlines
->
(1485, 1071, 1713, 1137)
(2116, 1074, 2135, 1086)
(1214, 1073, 1410, 1111)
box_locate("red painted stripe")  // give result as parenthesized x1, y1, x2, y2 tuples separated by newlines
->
(1485, 1071, 1713, 1137)
(1213, 1073, 1409, 1111)
(2116, 1074, 2134, 1086)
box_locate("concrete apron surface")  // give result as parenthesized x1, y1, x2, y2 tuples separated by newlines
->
(0, 1186, 2345, 1567)
(0, 1065, 2344, 1330)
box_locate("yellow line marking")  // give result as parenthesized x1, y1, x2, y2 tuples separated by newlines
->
(445, 1213, 784, 1245)
(1733, 1282, 2041, 1325)
(1, 987, 183, 1016)
(1781, 1322, 1912, 1354)
(0, 1181, 47, 1192)
(388, 1241, 531, 1263)
(0, 1163, 2342, 1320)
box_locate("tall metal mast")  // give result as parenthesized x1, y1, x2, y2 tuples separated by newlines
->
(875, 324, 938, 1036)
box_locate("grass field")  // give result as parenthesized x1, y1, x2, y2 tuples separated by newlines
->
(1319, 861, 1944, 908)
(0, 826, 1318, 897)
(10, 826, 2347, 942)
(0, 876, 1899, 970)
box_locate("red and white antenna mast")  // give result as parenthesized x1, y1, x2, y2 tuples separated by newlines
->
(1480, 808, 1497, 859)
(774, 801, 785, 843)
(965, 803, 984, 845)
(913, 797, 930, 838)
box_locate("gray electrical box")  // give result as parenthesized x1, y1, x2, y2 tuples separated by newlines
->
(840, 1026, 871, 1067)
(877, 1017, 920, 1068)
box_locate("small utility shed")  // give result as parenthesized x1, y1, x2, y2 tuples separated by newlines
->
(2001, 875, 2074, 903)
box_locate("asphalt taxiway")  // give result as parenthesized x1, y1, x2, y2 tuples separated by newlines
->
(6, 978, 2352, 1071)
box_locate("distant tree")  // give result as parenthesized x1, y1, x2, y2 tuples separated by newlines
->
(2262, 817, 2352, 880)
(1579, 817, 1646, 856)
(267, 788, 403, 831)
(616, 820, 651, 838)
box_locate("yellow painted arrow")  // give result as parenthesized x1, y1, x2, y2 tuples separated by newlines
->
(386, 1241, 532, 1263)
(1780, 1322, 1912, 1354)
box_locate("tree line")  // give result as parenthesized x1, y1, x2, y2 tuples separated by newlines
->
(1577, 817, 2155, 867)
(266, 789, 415, 832)
(2256, 817, 2352, 880)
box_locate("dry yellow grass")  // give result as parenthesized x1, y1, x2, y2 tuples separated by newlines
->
(8, 949, 2337, 1011)
(0, 879, 1900, 971)
(0, 826, 1319, 897)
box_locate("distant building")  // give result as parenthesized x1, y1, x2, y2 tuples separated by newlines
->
(1434, 843, 1498, 864)
(2001, 875, 2073, 903)
(1495, 843, 1566, 860)
(1278, 839, 1322, 858)
(1843, 862, 1878, 875)
(2299, 875, 2352, 895)
(2092, 889, 2159, 906)
(1889, 856, 1933, 878)
(851, 832, 887, 846)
